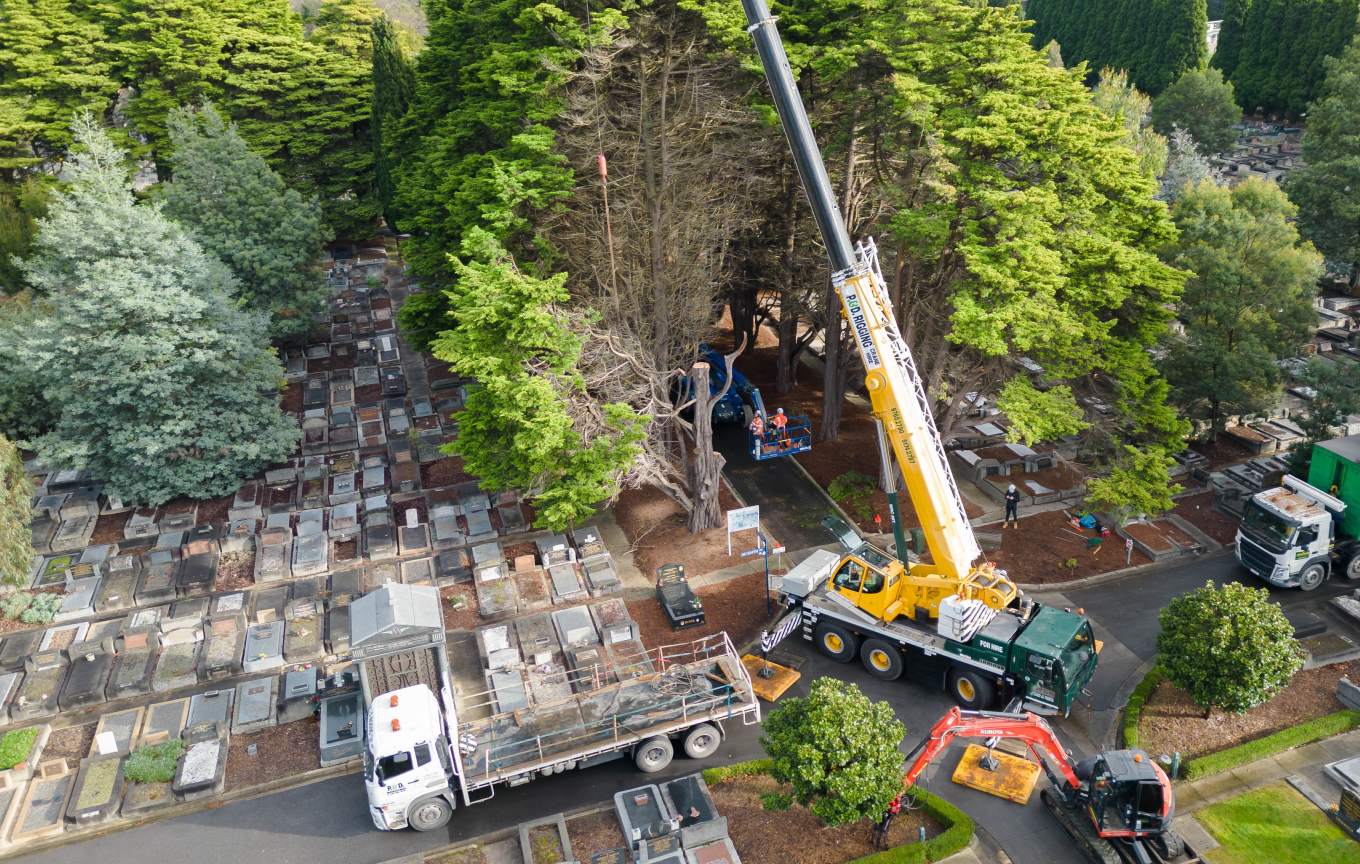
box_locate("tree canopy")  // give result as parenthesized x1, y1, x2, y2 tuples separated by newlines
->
(1159, 179, 1321, 440)
(1026, 0, 1208, 95)
(1157, 581, 1305, 715)
(1282, 31, 1360, 290)
(1151, 68, 1241, 156)
(161, 103, 331, 342)
(1219, 0, 1358, 117)
(16, 117, 298, 504)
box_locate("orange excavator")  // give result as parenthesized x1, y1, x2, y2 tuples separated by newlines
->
(898, 707, 1186, 864)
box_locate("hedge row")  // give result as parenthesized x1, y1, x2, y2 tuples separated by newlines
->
(702, 760, 974, 864)
(1122, 666, 1163, 751)
(1183, 709, 1360, 780)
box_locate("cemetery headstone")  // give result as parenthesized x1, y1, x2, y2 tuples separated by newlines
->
(242, 622, 285, 674)
(12, 763, 73, 842)
(199, 615, 245, 680)
(151, 640, 199, 693)
(91, 707, 143, 755)
(106, 629, 158, 701)
(232, 677, 278, 736)
(65, 754, 124, 828)
(138, 699, 189, 748)
(319, 691, 363, 766)
(57, 637, 114, 710)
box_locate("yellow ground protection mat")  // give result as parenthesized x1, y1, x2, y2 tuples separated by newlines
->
(952, 743, 1042, 805)
(741, 655, 800, 702)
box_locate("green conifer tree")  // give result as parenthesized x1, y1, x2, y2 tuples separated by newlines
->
(371, 15, 416, 227)
(18, 116, 298, 504)
(161, 103, 331, 342)
(1211, 0, 1251, 80)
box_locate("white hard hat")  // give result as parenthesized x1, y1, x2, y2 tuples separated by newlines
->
(1008, 484, 1016, 492)
(776, 408, 784, 414)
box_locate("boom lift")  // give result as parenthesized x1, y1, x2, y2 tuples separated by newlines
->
(903, 708, 1185, 864)
(738, 0, 1017, 620)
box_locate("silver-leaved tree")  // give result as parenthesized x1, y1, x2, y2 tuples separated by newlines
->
(18, 115, 299, 505)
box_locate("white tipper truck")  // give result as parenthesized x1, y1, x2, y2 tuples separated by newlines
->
(351, 583, 761, 832)
(1234, 474, 1360, 590)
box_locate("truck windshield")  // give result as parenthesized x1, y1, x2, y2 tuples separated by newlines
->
(377, 751, 414, 784)
(1060, 624, 1097, 691)
(1241, 501, 1296, 552)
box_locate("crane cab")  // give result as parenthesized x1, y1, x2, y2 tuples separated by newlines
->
(830, 541, 1019, 622)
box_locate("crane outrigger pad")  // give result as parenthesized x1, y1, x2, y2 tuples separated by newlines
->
(740, 654, 799, 701)
(952, 744, 1041, 804)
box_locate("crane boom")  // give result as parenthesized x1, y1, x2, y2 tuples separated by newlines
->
(740, 0, 981, 578)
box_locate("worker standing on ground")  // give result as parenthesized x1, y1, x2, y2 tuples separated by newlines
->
(772, 408, 788, 448)
(749, 411, 765, 453)
(1004, 484, 1020, 528)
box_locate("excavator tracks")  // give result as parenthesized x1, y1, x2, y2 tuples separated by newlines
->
(1040, 789, 1122, 864)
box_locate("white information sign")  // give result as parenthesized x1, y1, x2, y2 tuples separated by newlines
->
(726, 506, 760, 556)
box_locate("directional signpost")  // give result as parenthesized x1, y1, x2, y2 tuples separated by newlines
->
(727, 505, 760, 556)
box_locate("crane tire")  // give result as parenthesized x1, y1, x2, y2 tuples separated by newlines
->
(949, 668, 995, 710)
(814, 622, 859, 663)
(860, 639, 903, 681)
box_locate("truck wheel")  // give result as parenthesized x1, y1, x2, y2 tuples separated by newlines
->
(1347, 554, 1360, 580)
(815, 622, 859, 663)
(1299, 562, 1327, 591)
(949, 669, 995, 710)
(635, 736, 674, 773)
(860, 639, 903, 681)
(682, 724, 721, 759)
(1150, 828, 1186, 859)
(408, 796, 452, 832)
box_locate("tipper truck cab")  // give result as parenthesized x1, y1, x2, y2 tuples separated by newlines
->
(1234, 434, 1360, 590)
(353, 583, 760, 832)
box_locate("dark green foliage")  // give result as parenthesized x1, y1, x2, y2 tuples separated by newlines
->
(1227, 0, 1358, 117)
(1027, 0, 1208, 94)
(1184, 710, 1360, 778)
(1151, 68, 1241, 155)
(124, 739, 188, 783)
(371, 15, 416, 227)
(390, 0, 579, 350)
(1210, 0, 1250, 80)
(1283, 32, 1360, 288)
(0, 727, 37, 770)
(161, 103, 331, 342)
(0, 177, 50, 293)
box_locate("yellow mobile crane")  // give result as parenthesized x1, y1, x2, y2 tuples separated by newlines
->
(740, 0, 1017, 623)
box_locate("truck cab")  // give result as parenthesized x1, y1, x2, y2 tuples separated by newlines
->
(1236, 476, 1348, 590)
(364, 684, 457, 831)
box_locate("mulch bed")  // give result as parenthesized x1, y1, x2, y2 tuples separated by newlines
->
(1125, 522, 1173, 552)
(711, 774, 943, 864)
(422, 455, 476, 488)
(566, 810, 629, 863)
(626, 569, 783, 653)
(1186, 436, 1256, 471)
(614, 484, 745, 577)
(1137, 659, 1360, 761)
(1171, 493, 1239, 546)
(355, 384, 383, 403)
(215, 550, 256, 592)
(42, 723, 96, 766)
(90, 511, 131, 544)
(441, 585, 483, 632)
(196, 494, 233, 525)
(225, 718, 322, 791)
(280, 383, 303, 413)
(982, 509, 1153, 585)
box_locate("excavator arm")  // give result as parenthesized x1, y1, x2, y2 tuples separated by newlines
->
(902, 706, 1082, 792)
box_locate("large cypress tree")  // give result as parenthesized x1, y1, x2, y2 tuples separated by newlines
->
(18, 116, 298, 504)
(1211, 0, 1251, 80)
(1028, 0, 1206, 95)
(161, 103, 331, 342)
(371, 15, 416, 228)
(1230, 0, 1358, 116)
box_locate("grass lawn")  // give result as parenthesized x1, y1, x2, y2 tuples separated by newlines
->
(1196, 782, 1360, 864)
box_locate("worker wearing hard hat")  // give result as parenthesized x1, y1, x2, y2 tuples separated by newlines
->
(772, 408, 788, 448)
(1004, 484, 1020, 528)
(749, 411, 766, 453)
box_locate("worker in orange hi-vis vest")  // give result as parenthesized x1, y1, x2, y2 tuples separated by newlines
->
(749, 412, 765, 452)
(772, 408, 788, 447)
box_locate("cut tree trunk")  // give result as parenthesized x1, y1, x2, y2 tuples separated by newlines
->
(686, 360, 727, 532)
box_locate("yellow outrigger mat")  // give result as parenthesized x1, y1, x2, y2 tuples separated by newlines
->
(952, 743, 1042, 804)
(741, 654, 801, 702)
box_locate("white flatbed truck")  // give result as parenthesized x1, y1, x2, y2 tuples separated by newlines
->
(351, 584, 761, 831)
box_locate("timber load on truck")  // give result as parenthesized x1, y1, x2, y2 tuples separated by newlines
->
(352, 584, 761, 832)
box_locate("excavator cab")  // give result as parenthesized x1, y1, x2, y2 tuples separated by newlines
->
(1083, 750, 1175, 838)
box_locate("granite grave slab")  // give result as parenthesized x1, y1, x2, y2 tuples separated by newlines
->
(242, 622, 284, 674)
(11, 763, 73, 843)
(90, 707, 143, 755)
(65, 754, 123, 828)
(199, 615, 245, 680)
(232, 677, 278, 735)
(11, 653, 67, 722)
(105, 629, 158, 701)
(151, 641, 199, 693)
(57, 638, 114, 710)
(319, 691, 363, 766)
(137, 698, 188, 748)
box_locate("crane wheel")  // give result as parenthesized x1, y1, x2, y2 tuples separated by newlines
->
(814, 622, 859, 663)
(948, 668, 995, 710)
(860, 639, 903, 680)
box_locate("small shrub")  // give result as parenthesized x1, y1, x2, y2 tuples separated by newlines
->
(124, 739, 188, 783)
(0, 592, 33, 620)
(1123, 667, 1163, 751)
(701, 758, 773, 785)
(19, 593, 63, 625)
(829, 471, 878, 522)
(0, 727, 39, 769)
